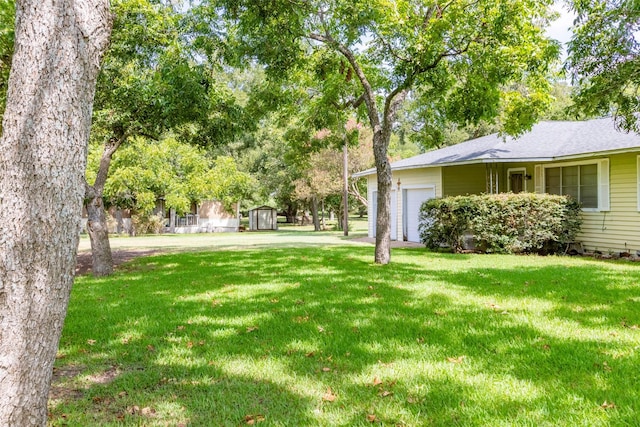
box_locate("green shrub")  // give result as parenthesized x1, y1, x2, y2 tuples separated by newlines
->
(419, 193, 583, 254)
(418, 196, 477, 252)
(131, 213, 165, 235)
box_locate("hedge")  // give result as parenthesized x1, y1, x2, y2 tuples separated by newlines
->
(418, 193, 583, 254)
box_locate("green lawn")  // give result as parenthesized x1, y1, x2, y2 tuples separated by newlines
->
(50, 246, 640, 426)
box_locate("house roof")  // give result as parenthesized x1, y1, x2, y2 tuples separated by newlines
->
(354, 118, 640, 177)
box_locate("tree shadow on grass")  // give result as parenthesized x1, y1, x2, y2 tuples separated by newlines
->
(51, 248, 640, 425)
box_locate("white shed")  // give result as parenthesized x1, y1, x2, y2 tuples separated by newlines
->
(248, 206, 278, 231)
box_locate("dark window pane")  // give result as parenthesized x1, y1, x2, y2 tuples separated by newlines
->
(545, 167, 561, 194)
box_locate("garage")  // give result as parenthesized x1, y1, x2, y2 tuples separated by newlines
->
(403, 187, 435, 242)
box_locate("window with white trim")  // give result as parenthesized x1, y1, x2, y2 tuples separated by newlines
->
(539, 159, 609, 211)
(545, 164, 598, 208)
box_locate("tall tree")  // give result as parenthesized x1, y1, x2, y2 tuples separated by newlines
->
(213, 0, 559, 263)
(86, 0, 221, 275)
(566, 0, 640, 132)
(0, 0, 111, 424)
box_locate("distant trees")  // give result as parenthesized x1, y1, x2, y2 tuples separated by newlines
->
(90, 137, 253, 232)
(292, 125, 374, 230)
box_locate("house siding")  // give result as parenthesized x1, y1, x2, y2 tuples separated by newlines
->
(367, 167, 442, 239)
(442, 163, 539, 196)
(577, 153, 640, 253)
(443, 164, 487, 196)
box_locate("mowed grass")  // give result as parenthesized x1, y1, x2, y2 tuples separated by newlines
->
(50, 246, 640, 426)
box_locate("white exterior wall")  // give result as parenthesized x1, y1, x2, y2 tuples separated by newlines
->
(366, 167, 443, 240)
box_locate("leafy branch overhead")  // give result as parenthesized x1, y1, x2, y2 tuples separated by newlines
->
(567, 0, 640, 132)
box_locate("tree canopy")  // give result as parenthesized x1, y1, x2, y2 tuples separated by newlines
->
(567, 0, 640, 132)
(210, 0, 560, 263)
(88, 136, 253, 216)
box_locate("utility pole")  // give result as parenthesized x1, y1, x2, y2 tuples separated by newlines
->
(343, 140, 349, 236)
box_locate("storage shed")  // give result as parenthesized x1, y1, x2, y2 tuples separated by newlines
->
(248, 206, 278, 231)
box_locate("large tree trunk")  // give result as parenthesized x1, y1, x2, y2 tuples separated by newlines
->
(0, 1, 111, 425)
(343, 141, 349, 236)
(372, 90, 406, 264)
(84, 138, 121, 276)
(372, 129, 392, 264)
(85, 192, 114, 276)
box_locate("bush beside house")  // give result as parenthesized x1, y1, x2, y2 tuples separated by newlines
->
(419, 193, 583, 254)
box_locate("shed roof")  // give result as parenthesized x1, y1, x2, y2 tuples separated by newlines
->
(354, 118, 640, 177)
(248, 205, 277, 211)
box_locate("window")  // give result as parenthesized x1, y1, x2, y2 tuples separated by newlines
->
(544, 164, 599, 208)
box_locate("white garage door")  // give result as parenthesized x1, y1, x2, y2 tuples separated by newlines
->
(370, 189, 398, 240)
(403, 188, 435, 242)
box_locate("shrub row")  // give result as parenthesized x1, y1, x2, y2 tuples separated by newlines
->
(418, 193, 583, 254)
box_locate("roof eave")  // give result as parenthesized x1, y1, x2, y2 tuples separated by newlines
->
(553, 146, 640, 161)
(353, 146, 640, 177)
(390, 157, 555, 171)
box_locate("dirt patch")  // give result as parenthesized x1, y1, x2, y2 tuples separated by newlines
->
(87, 366, 120, 385)
(49, 365, 85, 401)
(49, 365, 121, 402)
(76, 249, 163, 276)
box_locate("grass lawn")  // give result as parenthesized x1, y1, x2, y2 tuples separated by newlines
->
(50, 245, 640, 426)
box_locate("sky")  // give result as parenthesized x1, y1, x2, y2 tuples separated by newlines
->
(546, 4, 576, 53)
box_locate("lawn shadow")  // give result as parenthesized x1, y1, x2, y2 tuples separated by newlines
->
(51, 247, 640, 425)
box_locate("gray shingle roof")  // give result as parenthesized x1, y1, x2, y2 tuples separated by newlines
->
(354, 118, 640, 176)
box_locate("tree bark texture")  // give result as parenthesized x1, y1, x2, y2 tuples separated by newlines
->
(372, 129, 392, 264)
(85, 193, 114, 276)
(84, 139, 120, 276)
(0, 1, 111, 425)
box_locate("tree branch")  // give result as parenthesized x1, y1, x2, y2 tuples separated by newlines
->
(374, 31, 412, 63)
(308, 32, 380, 130)
(343, 92, 365, 109)
(349, 181, 368, 208)
(90, 137, 122, 193)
